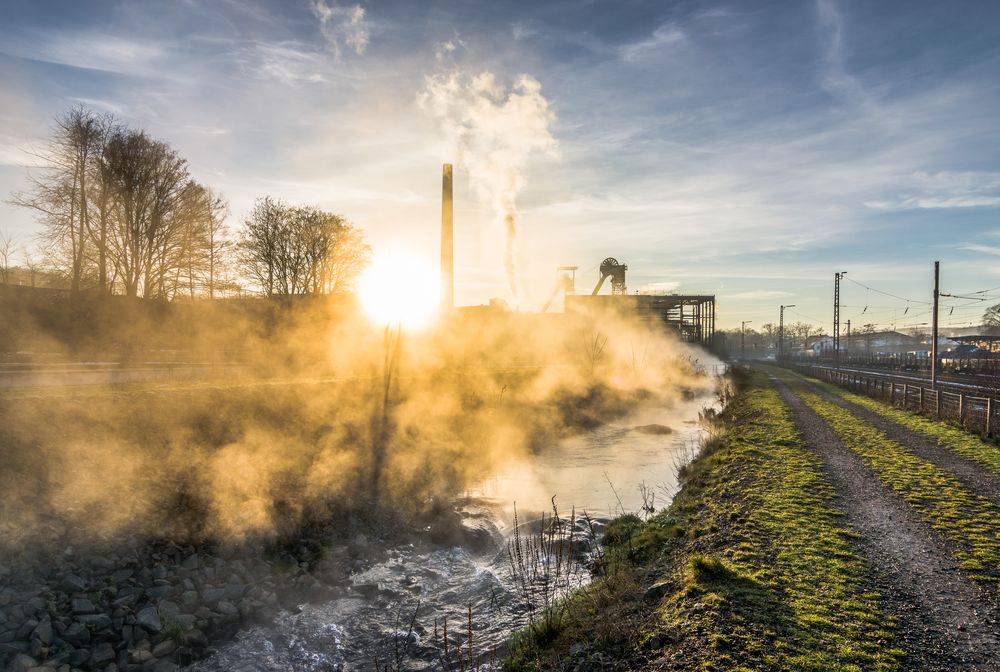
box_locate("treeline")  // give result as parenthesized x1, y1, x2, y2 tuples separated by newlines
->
(724, 321, 826, 352)
(7, 106, 368, 300)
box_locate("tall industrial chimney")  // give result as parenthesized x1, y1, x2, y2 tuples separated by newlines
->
(441, 163, 454, 311)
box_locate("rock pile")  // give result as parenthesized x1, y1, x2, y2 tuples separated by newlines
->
(0, 541, 327, 672)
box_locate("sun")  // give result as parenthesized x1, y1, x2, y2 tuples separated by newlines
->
(357, 251, 440, 329)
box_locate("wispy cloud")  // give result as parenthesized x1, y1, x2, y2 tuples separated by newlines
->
(0, 29, 168, 77)
(247, 41, 328, 85)
(619, 24, 685, 62)
(815, 0, 869, 106)
(866, 171, 1000, 210)
(311, 0, 369, 59)
(959, 244, 1000, 257)
(726, 290, 795, 300)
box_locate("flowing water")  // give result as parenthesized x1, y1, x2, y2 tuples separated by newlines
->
(191, 381, 721, 671)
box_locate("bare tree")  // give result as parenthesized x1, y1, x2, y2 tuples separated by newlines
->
(760, 322, 778, 349)
(21, 249, 39, 288)
(88, 114, 123, 294)
(239, 197, 285, 296)
(239, 199, 368, 297)
(323, 223, 370, 293)
(788, 322, 824, 346)
(0, 227, 17, 284)
(10, 107, 230, 300)
(102, 128, 192, 299)
(858, 323, 877, 354)
(9, 106, 104, 293)
(166, 183, 230, 299)
(983, 304, 1000, 335)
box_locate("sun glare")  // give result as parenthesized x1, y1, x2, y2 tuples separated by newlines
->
(357, 251, 440, 329)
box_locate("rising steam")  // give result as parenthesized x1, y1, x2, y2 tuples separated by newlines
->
(420, 71, 557, 301)
(0, 299, 714, 556)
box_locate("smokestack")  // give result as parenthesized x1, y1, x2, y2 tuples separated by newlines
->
(441, 163, 454, 311)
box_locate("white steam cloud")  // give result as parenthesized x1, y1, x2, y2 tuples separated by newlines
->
(419, 70, 557, 301)
(312, 0, 370, 58)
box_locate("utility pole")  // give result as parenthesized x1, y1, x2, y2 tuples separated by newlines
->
(846, 319, 851, 360)
(779, 305, 795, 360)
(834, 271, 846, 369)
(932, 261, 940, 389)
(741, 320, 752, 360)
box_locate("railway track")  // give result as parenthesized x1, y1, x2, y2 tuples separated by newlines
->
(805, 364, 999, 398)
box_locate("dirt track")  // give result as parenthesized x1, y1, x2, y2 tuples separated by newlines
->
(774, 377, 1000, 671)
(797, 377, 1000, 507)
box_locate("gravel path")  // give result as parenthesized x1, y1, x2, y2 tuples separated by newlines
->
(796, 375, 1000, 507)
(773, 377, 1000, 672)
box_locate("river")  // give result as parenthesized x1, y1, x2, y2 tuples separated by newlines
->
(189, 377, 722, 671)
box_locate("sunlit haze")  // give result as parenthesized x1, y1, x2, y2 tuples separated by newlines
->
(356, 250, 439, 328)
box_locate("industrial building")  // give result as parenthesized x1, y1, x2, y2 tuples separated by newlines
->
(559, 258, 717, 346)
(438, 165, 717, 346)
(565, 293, 717, 345)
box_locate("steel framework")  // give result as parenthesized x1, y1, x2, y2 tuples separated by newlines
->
(565, 294, 717, 345)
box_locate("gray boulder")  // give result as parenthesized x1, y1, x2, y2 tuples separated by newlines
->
(151, 640, 175, 658)
(215, 601, 238, 616)
(76, 614, 112, 631)
(136, 607, 161, 634)
(60, 574, 86, 593)
(90, 641, 115, 666)
(62, 621, 91, 646)
(70, 598, 95, 615)
(5, 653, 37, 672)
(30, 620, 52, 646)
(200, 588, 224, 604)
(15, 619, 37, 640)
(156, 602, 180, 619)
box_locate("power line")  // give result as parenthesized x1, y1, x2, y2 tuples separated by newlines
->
(843, 276, 932, 305)
(944, 283, 1000, 298)
(787, 308, 829, 326)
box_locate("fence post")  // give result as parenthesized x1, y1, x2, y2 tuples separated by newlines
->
(987, 397, 992, 436)
(919, 386, 924, 412)
(903, 384, 908, 409)
(959, 394, 965, 426)
(935, 390, 940, 418)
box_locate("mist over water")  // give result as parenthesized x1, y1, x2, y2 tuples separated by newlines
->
(0, 292, 720, 671)
(470, 388, 717, 518)
(0, 298, 713, 555)
(191, 374, 721, 671)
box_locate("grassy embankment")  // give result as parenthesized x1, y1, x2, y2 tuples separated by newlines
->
(799, 371, 1000, 475)
(783, 379, 1000, 585)
(505, 370, 901, 672)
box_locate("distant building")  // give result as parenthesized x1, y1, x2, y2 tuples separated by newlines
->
(806, 335, 834, 356)
(840, 330, 918, 355)
(949, 335, 1000, 355)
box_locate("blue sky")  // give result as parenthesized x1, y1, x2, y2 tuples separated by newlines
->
(1, 0, 998, 329)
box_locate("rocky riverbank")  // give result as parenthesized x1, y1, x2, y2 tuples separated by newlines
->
(0, 505, 496, 672)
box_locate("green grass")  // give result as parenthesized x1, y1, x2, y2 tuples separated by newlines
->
(802, 372, 1000, 476)
(793, 385, 1000, 585)
(504, 370, 901, 671)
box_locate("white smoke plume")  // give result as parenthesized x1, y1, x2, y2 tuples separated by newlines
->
(312, 0, 370, 58)
(419, 70, 557, 301)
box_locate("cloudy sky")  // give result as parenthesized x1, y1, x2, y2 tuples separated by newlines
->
(1, 0, 999, 330)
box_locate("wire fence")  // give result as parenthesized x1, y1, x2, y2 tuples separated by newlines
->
(792, 364, 997, 438)
(792, 354, 1000, 376)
